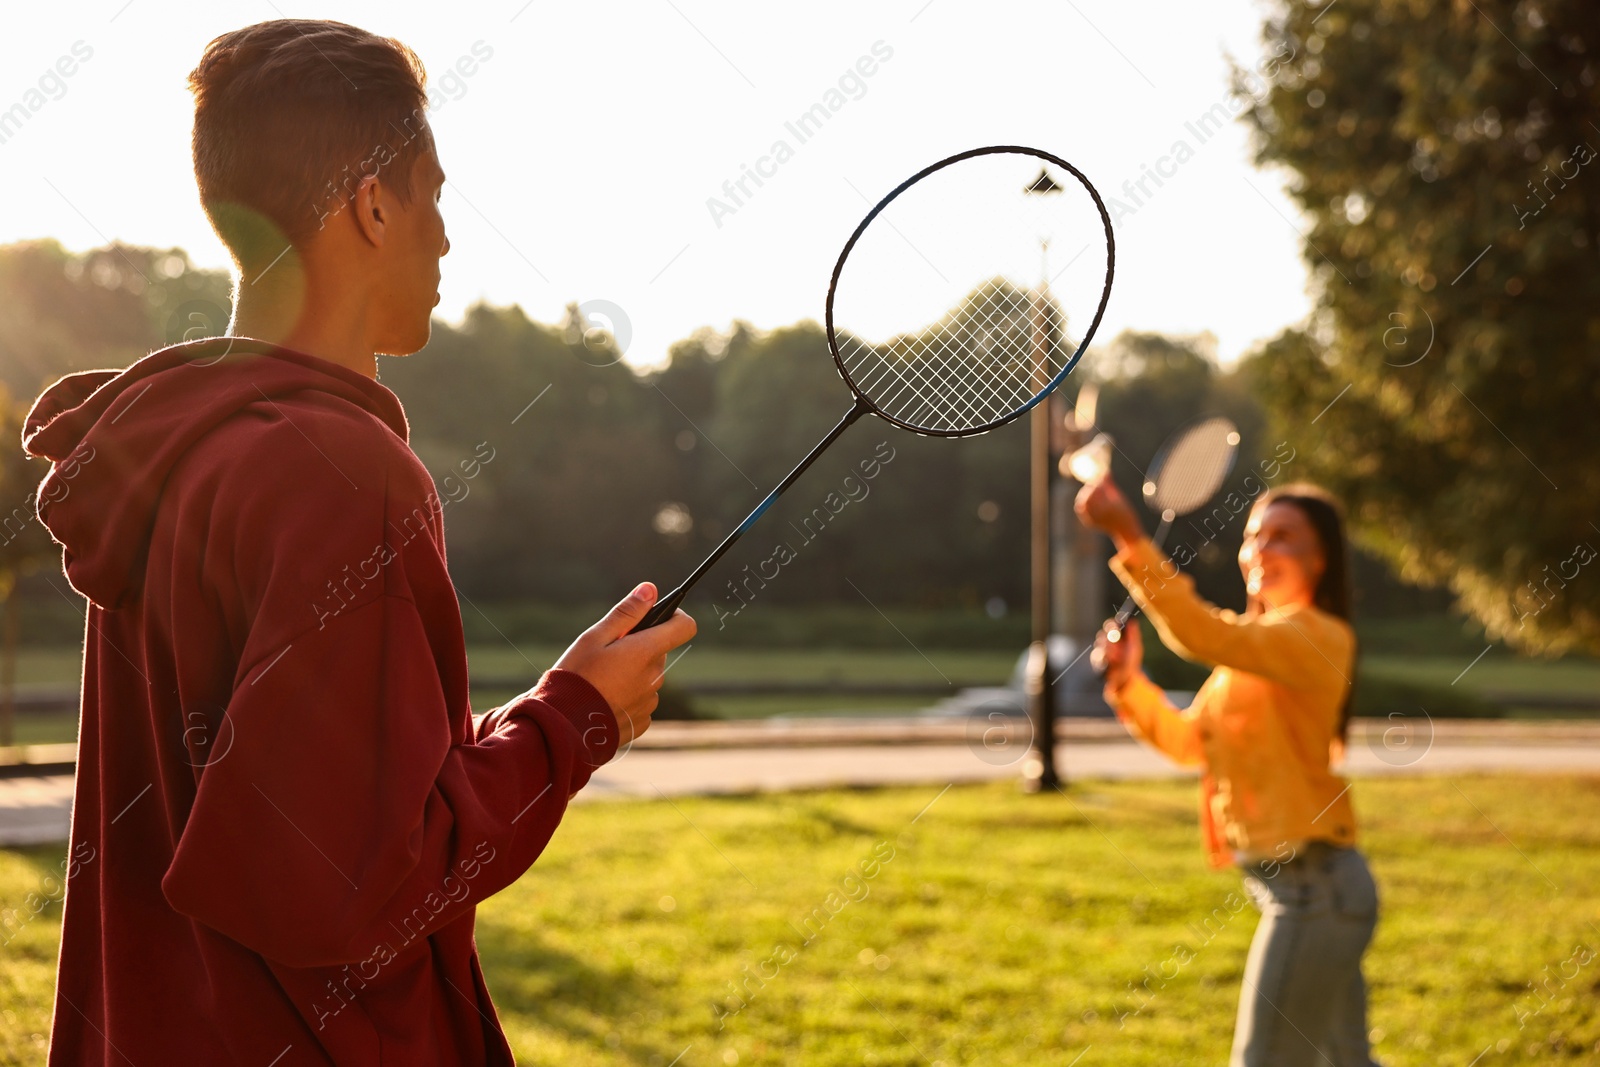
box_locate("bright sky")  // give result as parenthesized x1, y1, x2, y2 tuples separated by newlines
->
(0, 0, 1314, 370)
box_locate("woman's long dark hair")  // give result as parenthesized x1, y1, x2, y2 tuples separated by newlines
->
(1257, 484, 1357, 742)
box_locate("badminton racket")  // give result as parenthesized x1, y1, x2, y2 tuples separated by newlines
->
(1099, 415, 1240, 642)
(634, 145, 1115, 630)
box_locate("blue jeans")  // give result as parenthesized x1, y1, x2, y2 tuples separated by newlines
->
(1231, 843, 1380, 1067)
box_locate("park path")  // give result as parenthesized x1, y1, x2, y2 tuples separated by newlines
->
(579, 725, 1600, 798)
(4, 718, 1599, 846)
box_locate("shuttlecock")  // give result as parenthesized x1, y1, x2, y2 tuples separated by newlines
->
(1065, 433, 1113, 484)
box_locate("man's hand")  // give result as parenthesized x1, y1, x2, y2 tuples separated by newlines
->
(554, 583, 696, 747)
(1073, 477, 1143, 548)
(1091, 617, 1144, 698)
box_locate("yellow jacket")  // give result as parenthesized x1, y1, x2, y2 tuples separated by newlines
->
(1108, 536, 1358, 869)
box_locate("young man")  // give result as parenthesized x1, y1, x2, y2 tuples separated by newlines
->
(21, 19, 694, 1065)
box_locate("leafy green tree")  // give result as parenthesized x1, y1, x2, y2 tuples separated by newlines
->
(378, 302, 679, 604)
(0, 239, 232, 397)
(1237, 0, 1599, 653)
(0, 238, 1462, 636)
(694, 317, 1044, 617)
(0, 391, 60, 744)
(0, 241, 235, 740)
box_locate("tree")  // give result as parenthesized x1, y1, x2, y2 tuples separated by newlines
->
(1238, 0, 1600, 654)
(0, 391, 61, 745)
(0, 239, 233, 398)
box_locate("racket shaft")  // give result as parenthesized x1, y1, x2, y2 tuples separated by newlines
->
(1106, 516, 1171, 642)
(630, 399, 869, 633)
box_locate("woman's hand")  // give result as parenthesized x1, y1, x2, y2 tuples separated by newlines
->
(1091, 618, 1144, 697)
(1074, 478, 1143, 547)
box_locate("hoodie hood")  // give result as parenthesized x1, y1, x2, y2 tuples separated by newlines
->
(22, 338, 409, 609)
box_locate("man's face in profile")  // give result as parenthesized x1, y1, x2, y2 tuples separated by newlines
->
(373, 133, 450, 357)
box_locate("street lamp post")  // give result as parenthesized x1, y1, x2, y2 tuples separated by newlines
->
(1021, 168, 1061, 793)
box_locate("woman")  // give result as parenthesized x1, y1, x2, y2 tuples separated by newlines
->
(1075, 478, 1379, 1067)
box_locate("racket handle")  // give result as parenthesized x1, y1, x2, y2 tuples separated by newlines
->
(631, 585, 689, 633)
(1104, 595, 1139, 644)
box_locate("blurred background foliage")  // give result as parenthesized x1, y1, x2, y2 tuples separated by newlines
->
(1237, 0, 1600, 655)
(0, 0, 1594, 665)
(0, 237, 1468, 649)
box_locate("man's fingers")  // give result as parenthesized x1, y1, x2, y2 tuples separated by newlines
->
(589, 582, 658, 642)
(632, 608, 696, 658)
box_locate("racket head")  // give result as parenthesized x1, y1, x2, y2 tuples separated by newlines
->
(825, 145, 1115, 438)
(1140, 415, 1241, 521)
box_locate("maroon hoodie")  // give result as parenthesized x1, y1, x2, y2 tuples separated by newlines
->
(23, 337, 618, 1066)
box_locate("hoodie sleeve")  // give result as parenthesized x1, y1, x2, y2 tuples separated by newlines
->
(160, 397, 619, 969)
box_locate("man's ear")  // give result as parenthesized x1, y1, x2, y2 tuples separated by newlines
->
(352, 174, 387, 248)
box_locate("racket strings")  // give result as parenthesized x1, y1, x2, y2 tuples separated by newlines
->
(1155, 455, 1229, 513)
(909, 285, 1048, 407)
(850, 305, 1010, 426)
(847, 289, 1031, 429)
(843, 281, 1030, 399)
(825, 147, 1112, 437)
(839, 278, 1066, 433)
(1147, 418, 1240, 516)
(901, 282, 1050, 407)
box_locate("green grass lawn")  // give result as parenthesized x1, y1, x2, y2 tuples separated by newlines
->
(1, 718, 80, 747)
(465, 645, 1017, 687)
(1361, 654, 1600, 697)
(1, 644, 1019, 692)
(2, 774, 1597, 1065)
(2, 645, 1019, 742)
(18, 636, 1600, 702)
(3, 650, 86, 688)
(467, 645, 1019, 720)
